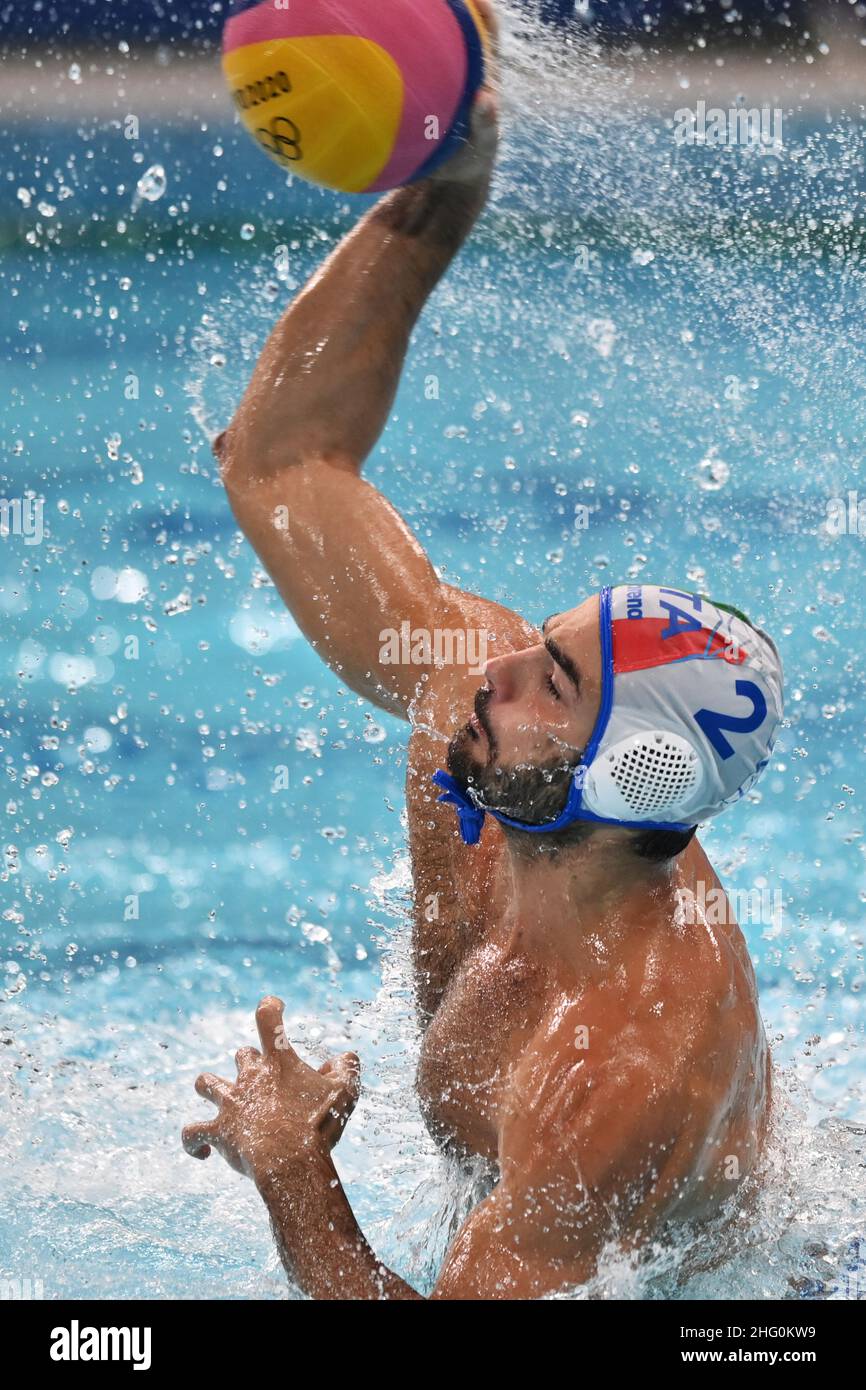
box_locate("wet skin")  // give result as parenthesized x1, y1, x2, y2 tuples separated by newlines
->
(408, 596, 769, 1188)
(182, 0, 770, 1299)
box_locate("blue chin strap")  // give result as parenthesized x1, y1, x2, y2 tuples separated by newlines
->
(430, 771, 488, 845)
(432, 767, 589, 846)
(432, 587, 614, 847)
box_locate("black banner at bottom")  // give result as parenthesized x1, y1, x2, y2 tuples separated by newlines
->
(0, 1296, 859, 1373)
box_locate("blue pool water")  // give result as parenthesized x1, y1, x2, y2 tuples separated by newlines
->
(1, 40, 865, 1298)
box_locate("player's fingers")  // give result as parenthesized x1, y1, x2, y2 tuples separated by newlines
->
(255, 995, 297, 1064)
(182, 1121, 219, 1159)
(194, 1072, 232, 1105)
(234, 1047, 260, 1078)
(320, 1051, 362, 1107)
(470, 89, 499, 145)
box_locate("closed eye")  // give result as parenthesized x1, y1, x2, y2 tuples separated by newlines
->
(546, 671, 562, 701)
(544, 638, 581, 699)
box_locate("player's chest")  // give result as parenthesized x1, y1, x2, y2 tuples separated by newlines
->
(416, 943, 544, 1163)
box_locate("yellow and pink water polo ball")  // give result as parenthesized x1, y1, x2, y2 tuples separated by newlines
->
(222, 0, 490, 194)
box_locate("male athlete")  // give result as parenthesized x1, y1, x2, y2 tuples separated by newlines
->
(182, 1, 784, 1298)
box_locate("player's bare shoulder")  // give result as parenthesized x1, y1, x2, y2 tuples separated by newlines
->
(498, 912, 767, 1227)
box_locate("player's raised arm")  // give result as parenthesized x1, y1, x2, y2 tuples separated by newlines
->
(215, 3, 503, 717)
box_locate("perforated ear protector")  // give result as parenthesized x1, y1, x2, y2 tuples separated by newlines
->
(583, 730, 703, 821)
(433, 583, 784, 845)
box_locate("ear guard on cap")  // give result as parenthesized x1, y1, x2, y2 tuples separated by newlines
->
(582, 730, 704, 823)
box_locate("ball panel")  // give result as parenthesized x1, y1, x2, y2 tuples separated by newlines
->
(357, 0, 477, 190)
(223, 0, 462, 58)
(222, 0, 488, 193)
(223, 36, 404, 192)
(386, 0, 487, 189)
(223, 0, 302, 53)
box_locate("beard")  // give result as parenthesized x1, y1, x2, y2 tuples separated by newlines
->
(446, 686, 584, 829)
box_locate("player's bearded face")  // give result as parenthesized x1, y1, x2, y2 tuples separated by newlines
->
(446, 685, 583, 826)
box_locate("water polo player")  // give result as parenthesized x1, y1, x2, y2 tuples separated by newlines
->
(183, 0, 785, 1299)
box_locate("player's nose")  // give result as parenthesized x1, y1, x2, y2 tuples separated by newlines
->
(480, 654, 505, 696)
(482, 648, 530, 700)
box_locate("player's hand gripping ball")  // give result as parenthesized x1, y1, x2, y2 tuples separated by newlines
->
(222, 0, 491, 193)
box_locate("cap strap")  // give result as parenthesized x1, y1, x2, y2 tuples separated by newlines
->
(432, 769, 486, 845)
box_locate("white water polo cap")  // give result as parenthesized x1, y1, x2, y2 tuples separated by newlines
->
(433, 583, 784, 842)
(575, 584, 784, 829)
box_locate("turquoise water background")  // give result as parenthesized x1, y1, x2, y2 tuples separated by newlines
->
(1, 84, 865, 1297)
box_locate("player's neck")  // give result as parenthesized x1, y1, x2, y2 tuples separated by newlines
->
(501, 836, 676, 970)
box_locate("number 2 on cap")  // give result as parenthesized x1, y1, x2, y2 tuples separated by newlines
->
(693, 680, 767, 760)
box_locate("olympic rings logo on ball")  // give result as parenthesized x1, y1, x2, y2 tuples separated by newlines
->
(255, 117, 304, 164)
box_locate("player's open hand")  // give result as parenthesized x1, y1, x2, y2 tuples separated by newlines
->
(182, 996, 361, 1179)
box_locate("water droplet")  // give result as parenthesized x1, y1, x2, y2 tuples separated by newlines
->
(134, 164, 167, 206)
(240, 223, 256, 241)
(697, 450, 730, 491)
(164, 590, 193, 618)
